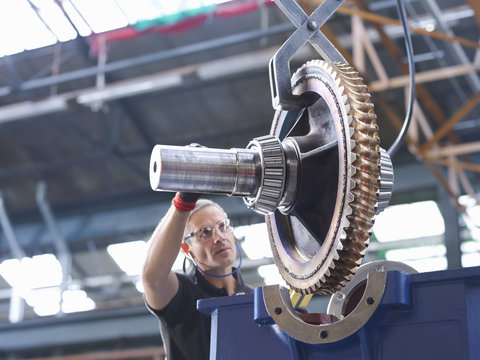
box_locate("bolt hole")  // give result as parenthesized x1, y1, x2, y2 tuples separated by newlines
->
(153, 161, 157, 173)
(274, 307, 282, 315)
(320, 330, 328, 339)
(366, 297, 375, 305)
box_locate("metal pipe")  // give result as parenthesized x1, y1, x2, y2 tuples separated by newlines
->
(0, 195, 26, 259)
(36, 182, 72, 314)
(149, 145, 262, 197)
(0, 23, 294, 97)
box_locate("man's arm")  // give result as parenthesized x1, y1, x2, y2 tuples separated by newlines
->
(142, 204, 189, 311)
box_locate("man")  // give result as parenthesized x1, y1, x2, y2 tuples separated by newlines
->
(142, 193, 252, 360)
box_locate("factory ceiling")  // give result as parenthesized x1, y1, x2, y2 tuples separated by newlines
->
(0, 0, 479, 355)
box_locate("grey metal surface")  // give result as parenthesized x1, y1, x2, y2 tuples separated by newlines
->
(150, 145, 261, 196)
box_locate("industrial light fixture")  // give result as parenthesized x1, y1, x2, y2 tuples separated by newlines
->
(0, 98, 68, 124)
(76, 74, 183, 105)
(107, 240, 185, 280)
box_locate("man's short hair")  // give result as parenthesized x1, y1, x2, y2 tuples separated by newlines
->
(184, 199, 228, 238)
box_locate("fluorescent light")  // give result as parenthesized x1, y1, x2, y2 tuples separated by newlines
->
(62, 289, 95, 313)
(107, 240, 147, 276)
(234, 223, 271, 260)
(0, 254, 63, 294)
(27, 287, 61, 317)
(0, 98, 68, 124)
(373, 201, 445, 242)
(76, 74, 182, 105)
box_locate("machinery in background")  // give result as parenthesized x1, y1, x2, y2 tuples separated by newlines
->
(149, 0, 480, 359)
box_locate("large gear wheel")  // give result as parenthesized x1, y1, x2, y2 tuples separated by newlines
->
(266, 60, 380, 295)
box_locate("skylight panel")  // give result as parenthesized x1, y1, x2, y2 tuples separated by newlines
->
(114, 0, 164, 24)
(61, 0, 92, 36)
(373, 201, 445, 242)
(71, 0, 128, 33)
(0, 0, 56, 56)
(30, 0, 77, 41)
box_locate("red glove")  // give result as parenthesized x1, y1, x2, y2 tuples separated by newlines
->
(172, 192, 202, 212)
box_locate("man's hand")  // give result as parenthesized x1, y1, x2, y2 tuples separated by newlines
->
(172, 192, 202, 212)
(178, 192, 202, 203)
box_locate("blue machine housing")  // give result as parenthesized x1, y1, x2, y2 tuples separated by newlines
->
(198, 266, 480, 360)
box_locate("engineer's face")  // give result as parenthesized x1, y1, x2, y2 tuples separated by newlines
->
(185, 205, 236, 274)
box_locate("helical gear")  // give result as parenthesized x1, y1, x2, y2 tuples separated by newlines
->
(267, 60, 381, 295)
(244, 135, 286, 215)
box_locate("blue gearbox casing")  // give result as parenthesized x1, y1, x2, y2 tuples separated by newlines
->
(197, 266, 480, 360)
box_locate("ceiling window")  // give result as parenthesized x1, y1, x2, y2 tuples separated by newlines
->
(373, 200, 445, 242)
(373, 200, 447, 272)
(0, 0, 233, 57)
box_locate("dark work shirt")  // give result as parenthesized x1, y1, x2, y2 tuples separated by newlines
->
(146, 268, 252, 360)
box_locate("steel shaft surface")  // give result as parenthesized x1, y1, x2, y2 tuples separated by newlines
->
(149, 145, 262, 196)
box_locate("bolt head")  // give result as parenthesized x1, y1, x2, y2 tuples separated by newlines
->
(307, 20, 318, 31)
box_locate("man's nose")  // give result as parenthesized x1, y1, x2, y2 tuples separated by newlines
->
(212, 228, 225, 242)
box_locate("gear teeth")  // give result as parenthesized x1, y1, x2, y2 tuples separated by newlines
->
(276, 61, 381, 295)
(305, 61, 380, 295)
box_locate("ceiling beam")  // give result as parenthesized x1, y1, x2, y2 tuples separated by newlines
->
(369, 63, 480, 92)
(335, 3, 480, 50)
(420, 92, 480, 151)
(0, 23, 294, 98)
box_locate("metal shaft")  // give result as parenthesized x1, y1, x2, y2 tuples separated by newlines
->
(149, 145, 262, 196)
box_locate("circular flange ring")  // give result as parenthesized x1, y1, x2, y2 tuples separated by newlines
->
(263, 271, 386, 344)
(327, 260, 418, 319)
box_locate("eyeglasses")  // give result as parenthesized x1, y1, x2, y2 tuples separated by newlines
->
(184, 219, 232, 243)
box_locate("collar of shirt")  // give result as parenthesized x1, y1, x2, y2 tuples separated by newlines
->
(191, 267, 252, 297)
